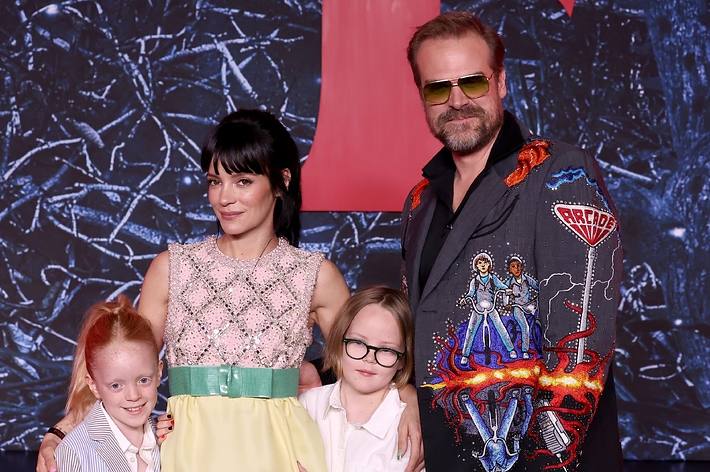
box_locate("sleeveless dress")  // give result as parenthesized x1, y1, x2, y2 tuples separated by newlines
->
(160, 236, 327, 472)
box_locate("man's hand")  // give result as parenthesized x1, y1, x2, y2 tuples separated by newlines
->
(36, 432, 61, 472)
(398, 385, 425, 472)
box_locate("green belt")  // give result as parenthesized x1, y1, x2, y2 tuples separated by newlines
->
(168, 366, 299, 399)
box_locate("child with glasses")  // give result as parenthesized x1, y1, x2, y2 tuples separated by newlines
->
(298, 285, 416, 472)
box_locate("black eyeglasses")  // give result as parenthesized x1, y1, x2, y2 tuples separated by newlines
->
(343, 338, 404, 368)
(421, 73, 493, 105)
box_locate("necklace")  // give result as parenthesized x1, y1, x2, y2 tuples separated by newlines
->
(247, 234, 275, 279)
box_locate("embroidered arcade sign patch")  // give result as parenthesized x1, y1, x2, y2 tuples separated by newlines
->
(553, 203, 617, 247)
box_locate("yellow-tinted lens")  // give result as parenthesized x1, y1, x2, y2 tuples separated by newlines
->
(422, 80, 453, 104)
(458, 75, 490, 99)
(422, 75, 491, 104)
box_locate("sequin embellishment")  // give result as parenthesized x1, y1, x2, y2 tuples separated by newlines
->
(164, 236, 323, 369)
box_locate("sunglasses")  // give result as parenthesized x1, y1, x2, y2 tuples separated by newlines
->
(421, 73, 493, 105)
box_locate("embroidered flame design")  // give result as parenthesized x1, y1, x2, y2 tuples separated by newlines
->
(422, 300, 610, 470)
(527, 301, 611, 470)
(504, 140, 551, 187)
(410, 178, 429, 212)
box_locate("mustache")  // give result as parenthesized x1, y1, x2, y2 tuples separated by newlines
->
(437, 104, 486, 125)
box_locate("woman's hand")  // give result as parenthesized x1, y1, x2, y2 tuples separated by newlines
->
(36, 432, 62, 472)
(398, 384, 425, 472)
(37, 415, 81, 472)
(298, 360, 322, 395)
(155, 413, 174, 446)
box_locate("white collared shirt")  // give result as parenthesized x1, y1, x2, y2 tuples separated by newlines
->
(100, 403, 157, 472)
(299, 380, 410, 472)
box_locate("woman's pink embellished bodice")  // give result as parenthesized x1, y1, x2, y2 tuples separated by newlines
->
(164, 236, 324, 369)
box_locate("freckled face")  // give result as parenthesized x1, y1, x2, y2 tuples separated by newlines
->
(86, 341, 162, 442)
(207, 162, 277, 239)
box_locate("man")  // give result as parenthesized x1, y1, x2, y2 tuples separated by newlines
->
(401, 11, 623, 472)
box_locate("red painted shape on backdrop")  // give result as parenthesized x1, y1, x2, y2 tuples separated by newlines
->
(559, 0, 575, 17)
(302, 0, 442, 211)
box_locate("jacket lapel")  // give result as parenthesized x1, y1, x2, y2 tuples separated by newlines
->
(404, 188, 437, 315)
(420, 165, 510, 304)
(85, 402, 132, 472)
(152, 444, 161, 472)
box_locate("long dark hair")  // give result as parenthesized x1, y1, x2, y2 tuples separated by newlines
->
(201, 109, 302, 245)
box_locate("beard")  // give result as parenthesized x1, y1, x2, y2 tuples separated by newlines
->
(427, 102, 504, 155)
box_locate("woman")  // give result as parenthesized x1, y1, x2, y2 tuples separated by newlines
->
(38, 110, 423, 472)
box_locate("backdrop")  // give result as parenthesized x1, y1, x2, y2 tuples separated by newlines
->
(1, 0, 709, 461)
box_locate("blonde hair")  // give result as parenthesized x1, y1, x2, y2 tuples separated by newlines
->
(323, 285, 414, 389)
(65, 295, 158, 419)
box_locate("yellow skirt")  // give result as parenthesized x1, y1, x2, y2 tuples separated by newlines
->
(161, 395, 327, 472)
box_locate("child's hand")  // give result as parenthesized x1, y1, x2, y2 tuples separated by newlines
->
(155, 413, 174, 445)
(298, 360, 322, 395)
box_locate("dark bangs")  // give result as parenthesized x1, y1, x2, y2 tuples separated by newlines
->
(199, 109, 303, 245)
(201, 119, 274, 176)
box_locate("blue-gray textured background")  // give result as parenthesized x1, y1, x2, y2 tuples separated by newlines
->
(1, 0, 709, 460)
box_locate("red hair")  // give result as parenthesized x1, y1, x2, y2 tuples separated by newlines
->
(65, 295, 159, 419)
(407, 11, 506, 87)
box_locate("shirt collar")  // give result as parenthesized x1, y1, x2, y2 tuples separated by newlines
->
(362, 387, 405, 439)
(324, 379, 346, 418)
(325, 380, 405, 440)
(99, 402, 156, 454)
(422, 110, 526, 203)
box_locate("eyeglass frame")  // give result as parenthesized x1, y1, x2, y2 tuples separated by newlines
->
(342, 337, 404, 368)
(420, 73, 494, 105)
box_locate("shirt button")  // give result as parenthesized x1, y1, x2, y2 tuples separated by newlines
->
(446, 224, 453, 230)
(129, 457, 135, 462)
